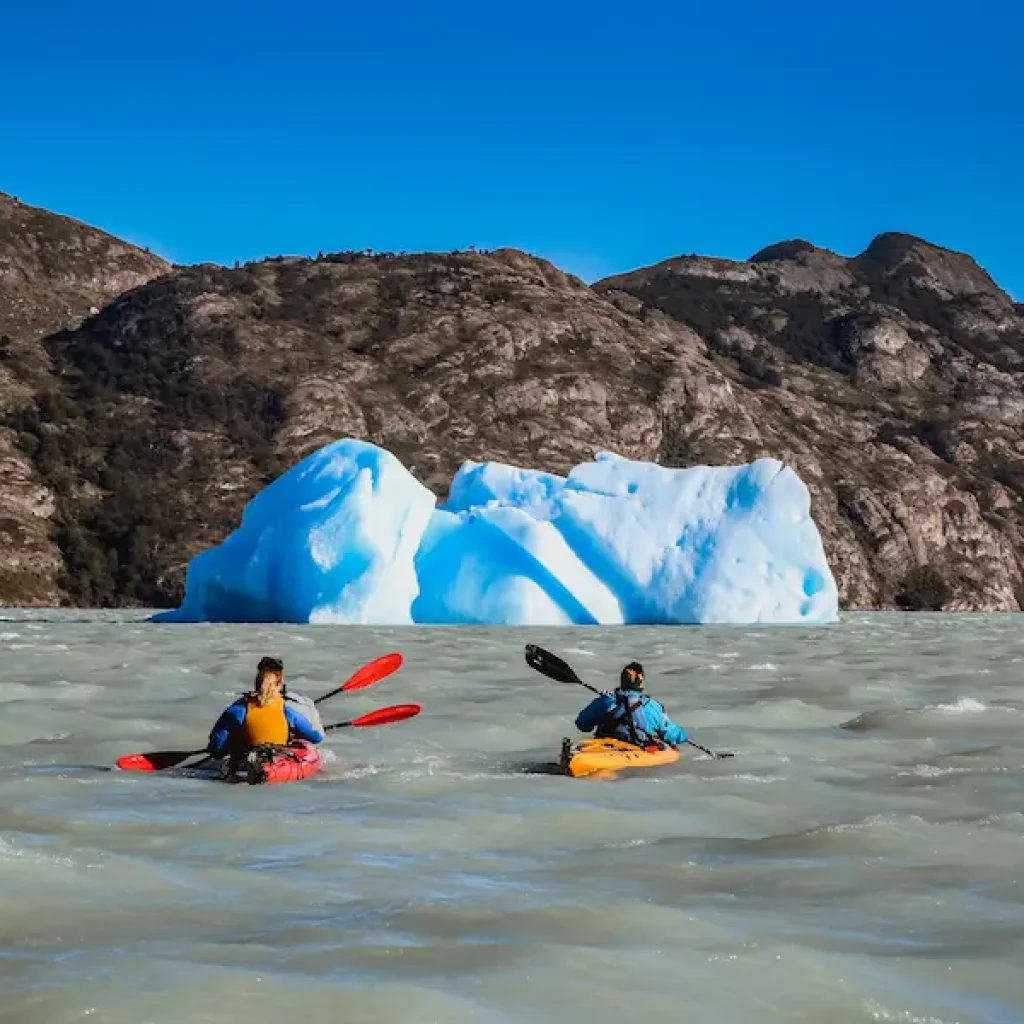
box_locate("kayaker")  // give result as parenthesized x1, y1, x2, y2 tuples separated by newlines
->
(574, 662, 688, 749)
(207, 656, 325, 761)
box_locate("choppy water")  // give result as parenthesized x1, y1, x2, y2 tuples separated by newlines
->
(1, 612, 1022, 1024)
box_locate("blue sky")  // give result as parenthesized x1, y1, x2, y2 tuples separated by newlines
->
(3, 0, 1022, 295)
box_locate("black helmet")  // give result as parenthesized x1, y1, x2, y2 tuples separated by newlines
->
(620, 662, 645, 690)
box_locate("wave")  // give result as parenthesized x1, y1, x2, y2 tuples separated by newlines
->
(929, 696, 988, 714)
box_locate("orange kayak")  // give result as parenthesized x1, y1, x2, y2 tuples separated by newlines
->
(560, 737, 680, 778)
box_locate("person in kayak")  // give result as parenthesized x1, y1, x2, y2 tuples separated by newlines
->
(207, 656, 325, 761)
(574, 662, 688, 749)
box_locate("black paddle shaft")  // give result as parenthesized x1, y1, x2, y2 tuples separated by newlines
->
(523, 643, 733, 760)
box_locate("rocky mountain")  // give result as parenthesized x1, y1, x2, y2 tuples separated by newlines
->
(1, 192, 1021, 611)
(0, 193, 170, 603)
(596, 235, 1024, 610)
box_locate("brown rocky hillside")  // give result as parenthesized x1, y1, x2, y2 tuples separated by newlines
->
(1, 194, 1021, 611)
(595, 235, 1024, 610)
(0, 193, 170, 603)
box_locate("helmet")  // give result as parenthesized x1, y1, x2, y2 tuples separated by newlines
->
(620, 662, 645, 690)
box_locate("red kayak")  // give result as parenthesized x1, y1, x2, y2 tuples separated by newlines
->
(229, 740, 323, 785)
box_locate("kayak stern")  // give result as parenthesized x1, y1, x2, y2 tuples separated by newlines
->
(561, 736, 680, 779)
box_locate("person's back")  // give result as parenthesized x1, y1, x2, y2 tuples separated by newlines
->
(208, 656, 324, 760)
(574, 662, 687, 748)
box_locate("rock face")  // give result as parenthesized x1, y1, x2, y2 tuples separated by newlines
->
(1, 197, 1022, 611)
(597, 235, 1024, 611)
(0, 193, 170, 604)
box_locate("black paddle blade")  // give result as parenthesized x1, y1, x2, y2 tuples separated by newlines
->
(525, 644, 582, 685)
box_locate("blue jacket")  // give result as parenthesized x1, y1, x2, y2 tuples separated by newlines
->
(575, 690, 688, 748)
(207, 697, 325, 757)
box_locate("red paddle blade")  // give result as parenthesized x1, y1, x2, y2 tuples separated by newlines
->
(115, 749, 204, 772)
(350, 703, 421, 728)
(342, 652, 403, 692)
(315, 653, 405, 705)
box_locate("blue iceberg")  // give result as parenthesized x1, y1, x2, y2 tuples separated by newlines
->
(153, 439, 436, 624)
(154, 438, 838, 625)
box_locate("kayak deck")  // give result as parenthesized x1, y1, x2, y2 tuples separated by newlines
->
(560, 736, 680, 778)
(177, 741, 323, 785)
(237, 740, 323, 784)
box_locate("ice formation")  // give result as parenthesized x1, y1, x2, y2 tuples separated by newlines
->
(154, 438, 838, 625)
(153, 439, 435, 624)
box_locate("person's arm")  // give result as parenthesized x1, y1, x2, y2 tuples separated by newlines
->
(575, 693, 615, 732)
(654, 701, 688, 747)
(285, 703, 325, 744)
(207, 702, 246, 757)
(285, 692, 325, 737)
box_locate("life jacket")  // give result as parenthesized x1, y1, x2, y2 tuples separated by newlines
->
(242, 695, 289, 746)
(595, 690, 657, 747)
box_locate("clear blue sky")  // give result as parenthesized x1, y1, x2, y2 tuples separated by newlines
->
(3, 0, 1022, 296)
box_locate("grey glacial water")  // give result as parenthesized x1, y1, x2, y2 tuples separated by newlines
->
(1, 612, 1022, 1024)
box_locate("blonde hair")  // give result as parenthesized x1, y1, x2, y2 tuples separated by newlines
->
(251, 656, 284, 706)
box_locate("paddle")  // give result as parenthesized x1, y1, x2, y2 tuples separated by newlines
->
(115, 748, 209, 772)
(525, 643, 597, 691)
(311, 652, 403, 704)
(116, 652, 405, 772)
(524, 643, 733, 760)
(324, 703, 421, 732)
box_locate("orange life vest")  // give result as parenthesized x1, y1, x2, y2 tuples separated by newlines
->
(242, 696, 289, 746)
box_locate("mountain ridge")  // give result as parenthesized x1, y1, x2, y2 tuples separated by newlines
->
(2, 191, 1021, 612)
(0, 192, 171, 603)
